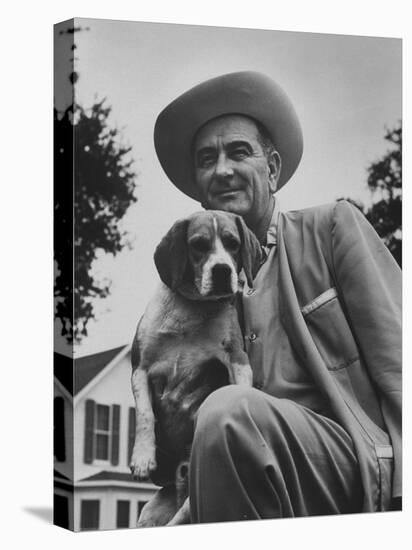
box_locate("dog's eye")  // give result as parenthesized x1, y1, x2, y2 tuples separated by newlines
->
(189, 237, 210, 253)
(222, 236, 240, 252)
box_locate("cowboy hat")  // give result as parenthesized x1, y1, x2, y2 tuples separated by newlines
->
(154, 71, 303, 201)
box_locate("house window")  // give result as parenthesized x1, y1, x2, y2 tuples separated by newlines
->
(116, 500, 130, 528)
(137, 500, 148, 520)
(84, 400, 120, 465)
(95, 404, 110, 460)
(80, 499, 100, 530)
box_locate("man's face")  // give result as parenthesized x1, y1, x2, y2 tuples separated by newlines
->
(193, 115, 279, 226)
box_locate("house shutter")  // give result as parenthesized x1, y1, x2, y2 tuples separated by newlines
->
(128, 407, 136, 465)
(84, 399, 95, 464)
(111, 404, 121, 466)
(54, 396, 66, 461)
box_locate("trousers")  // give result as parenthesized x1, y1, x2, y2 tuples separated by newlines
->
(189, 385, 364, 522)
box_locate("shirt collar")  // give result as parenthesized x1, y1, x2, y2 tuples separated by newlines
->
(265, 196, 280, 249)
(240, 198, 281, 281)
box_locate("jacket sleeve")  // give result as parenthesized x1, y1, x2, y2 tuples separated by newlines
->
(331, 200, 402, 500)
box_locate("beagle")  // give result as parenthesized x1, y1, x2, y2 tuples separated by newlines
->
(130, 210, 262, 526)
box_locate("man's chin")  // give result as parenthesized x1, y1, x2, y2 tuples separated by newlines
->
(207, 197, 249, 216)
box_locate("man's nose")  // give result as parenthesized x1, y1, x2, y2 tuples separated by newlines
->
(215, 152, 234, 178)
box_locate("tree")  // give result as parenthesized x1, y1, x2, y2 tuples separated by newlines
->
(54, 26, 137, 343)
(364, 124, 402, 267)
(339, 123, 402, 267)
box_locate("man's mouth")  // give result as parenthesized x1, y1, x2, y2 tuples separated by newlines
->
(214, 189, 242, 199)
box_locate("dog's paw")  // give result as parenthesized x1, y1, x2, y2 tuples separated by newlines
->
(130, 447, 157, 480)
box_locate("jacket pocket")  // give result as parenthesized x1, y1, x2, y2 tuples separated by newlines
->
(301, 288, 359, 371)
(302, 288, 390, 445)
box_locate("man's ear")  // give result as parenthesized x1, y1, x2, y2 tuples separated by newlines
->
(235, 215, 262, 288)
(268, 151, 282, 194)
(154, 219, 189, 290)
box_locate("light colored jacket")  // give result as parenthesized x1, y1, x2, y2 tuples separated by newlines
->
(268, 199, 401, 511)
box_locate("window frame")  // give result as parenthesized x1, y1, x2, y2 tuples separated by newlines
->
(94, 403, 112, 462)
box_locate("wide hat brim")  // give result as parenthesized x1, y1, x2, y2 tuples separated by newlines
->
(154, 71, 303, 202)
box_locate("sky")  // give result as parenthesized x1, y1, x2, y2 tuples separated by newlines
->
(54, 18, 401, 357)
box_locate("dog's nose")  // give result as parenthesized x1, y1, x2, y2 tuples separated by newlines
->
(211, 263, 232, 293)
(212, 263, 232, 279)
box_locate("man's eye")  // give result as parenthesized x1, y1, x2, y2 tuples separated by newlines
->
(231, 149, 248, 160)
(198, 154, 216, 168)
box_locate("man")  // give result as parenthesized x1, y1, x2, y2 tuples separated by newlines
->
(153, 72, 401, 522)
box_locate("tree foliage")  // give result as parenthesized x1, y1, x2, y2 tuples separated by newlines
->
(364, 124, 402, 266)
(339, 123, 402, 267)
(54, 100, 137, 342)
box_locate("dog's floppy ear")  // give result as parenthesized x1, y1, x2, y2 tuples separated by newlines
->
(154, 218, 190, 290)
(235, 215, 262, 288)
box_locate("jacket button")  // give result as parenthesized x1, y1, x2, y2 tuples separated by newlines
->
(249, 333, 257, 342)
(246, 288, 254, 296)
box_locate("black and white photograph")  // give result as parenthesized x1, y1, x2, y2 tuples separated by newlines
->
(4, 3, 409, 549)
(52, 16, 402, 532)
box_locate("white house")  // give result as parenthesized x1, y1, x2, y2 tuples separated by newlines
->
(54, 345, 158, 531)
